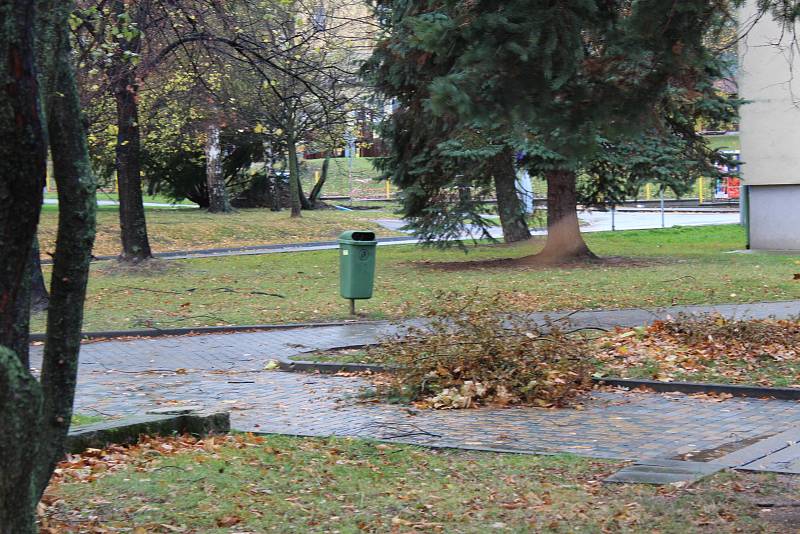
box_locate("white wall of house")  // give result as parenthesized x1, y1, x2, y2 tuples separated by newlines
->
(738, 2, 800, 249)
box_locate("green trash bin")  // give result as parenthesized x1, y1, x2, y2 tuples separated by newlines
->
(338, 231, 377, 313)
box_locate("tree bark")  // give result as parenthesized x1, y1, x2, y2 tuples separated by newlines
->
(492, 150, 531, 244)
(111, 0, 151, 262)
(0, 347, 42, 534)
(298, 175, 313, 210)
(34, 0, 97, 500)
(287, 130, 302, 218)
(30, 236, 50, 314)
(262, 140, 279, 211)
(308, 155, 330, 206)
(0, 0, 47, 531)
(539, 169, 596, 261)
(0, 0, 47, 361)
(205, 120, 232, 213)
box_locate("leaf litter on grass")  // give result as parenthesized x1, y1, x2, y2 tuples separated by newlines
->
(41, 433, 786, 533)
(593, 314, 800, 387)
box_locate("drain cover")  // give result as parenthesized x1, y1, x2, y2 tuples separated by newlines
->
(604, 458, 724, 485)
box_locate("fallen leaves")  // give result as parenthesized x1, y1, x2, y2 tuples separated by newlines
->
(593, 315, 800, 388)
(215, 514, 242, 527)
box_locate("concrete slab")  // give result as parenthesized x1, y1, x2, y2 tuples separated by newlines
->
(604, 458, 724, 485)
(717, 425, 800, 470)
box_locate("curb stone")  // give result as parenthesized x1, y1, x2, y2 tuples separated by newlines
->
(595, 377, 800, 401)
(29, 319, 389, 342)
(65, 411, 230, 454)
(29, 298, 800, 342)
(41, 235, 418, 265)
(279, 357, 800, 401)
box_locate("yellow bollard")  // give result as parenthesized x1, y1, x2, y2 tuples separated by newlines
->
(645, 183, 652, 200)
(385, 180, 391, 199)
(314, 171, 320, 185)
(698, 177, 704, 204)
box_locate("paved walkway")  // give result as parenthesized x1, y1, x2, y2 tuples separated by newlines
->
(375, 210, 741, 241)
(44, 198, 197, 209)
(29, 300, 800, 465)
(65, 210, 741, 263)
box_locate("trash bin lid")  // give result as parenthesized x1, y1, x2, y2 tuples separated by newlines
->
(338, 230, 376, 243)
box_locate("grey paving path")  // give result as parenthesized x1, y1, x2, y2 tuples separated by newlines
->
(43, 198, 196, 208)
(375, 211, 742, 241)
(27, 299, 800, 465)
(59, 211, 745, 264)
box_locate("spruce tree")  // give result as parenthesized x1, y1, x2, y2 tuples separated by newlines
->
(366, 0, 745, 260)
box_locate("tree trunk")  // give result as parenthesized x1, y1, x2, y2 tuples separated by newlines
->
(30, 236, 50, 313)
(0, 347, 42, 534)
(492, 150, 531, 244)
(0, 0, 46, 360)
(113, 74, 152, 261)
(539, 169, 596, 261)
(34, 1, 97, 501)
(262, 140, 280, 211)
(308, 155, 330, 205)
(205, 120, 232, 213)
(298, 175, 313, 210)
(0, 0, 47, 531)
(287, 130, 302, 218)
(111, 0, 151, 262)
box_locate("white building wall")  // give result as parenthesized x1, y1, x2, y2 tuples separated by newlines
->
(738, 2, 800, 249)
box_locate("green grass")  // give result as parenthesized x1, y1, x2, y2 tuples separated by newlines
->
(70, 413, 105, 427)
(705, 134, 741, 152)
(31, 225, 800, 334)
(301, 157, 388, 198)
(37, 206, 404, 258)
(44, 434, 783, 533)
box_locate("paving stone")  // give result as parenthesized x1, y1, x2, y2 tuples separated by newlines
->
(29, 304, 800, 467)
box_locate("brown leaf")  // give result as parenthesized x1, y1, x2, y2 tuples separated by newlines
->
(216, 515, 241, 527)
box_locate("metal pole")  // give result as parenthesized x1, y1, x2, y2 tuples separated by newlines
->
(349, 298, 356, 316)
(348, 151, 354, 206)
(741, 185, 750, 249)
(611, 204, 616, 231)
(698, 177, 704, 204)
(660, 188, 665, 228)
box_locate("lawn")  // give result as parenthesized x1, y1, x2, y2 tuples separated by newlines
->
(31, 224, 800, 333)
(42, 433, 789, 533)
(705, 134, 741, 152)
(37, 205, 404, 258)
(301, 156, 388, 198)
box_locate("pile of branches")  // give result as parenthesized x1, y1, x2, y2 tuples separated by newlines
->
(374, 292, 594, 409)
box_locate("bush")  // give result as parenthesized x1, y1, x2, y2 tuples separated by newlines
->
(373, 292, 594, 409)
